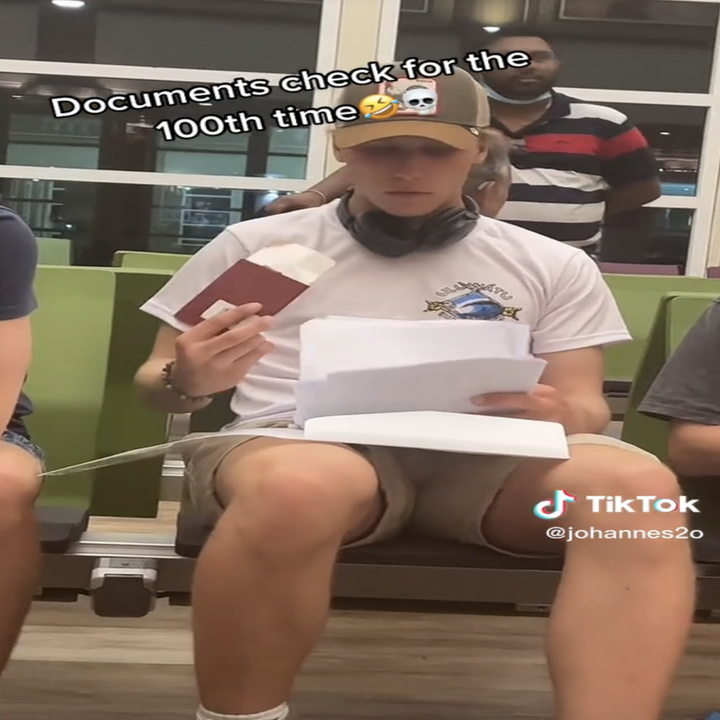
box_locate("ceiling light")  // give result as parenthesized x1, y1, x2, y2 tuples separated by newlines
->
(484, 26, 501, 32)
(52, 0, 86, 8)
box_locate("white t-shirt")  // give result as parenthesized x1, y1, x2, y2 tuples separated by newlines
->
(140, 200, 631, 428)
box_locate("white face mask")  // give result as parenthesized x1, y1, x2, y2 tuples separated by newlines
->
(481, 81, 552, 106)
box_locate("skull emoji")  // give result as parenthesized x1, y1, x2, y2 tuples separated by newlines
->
(401, 86, 438, 115)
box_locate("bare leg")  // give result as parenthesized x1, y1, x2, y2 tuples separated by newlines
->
(0, 441, 42, 675)
(483, 443, 695, 720)
(191, 439, 384, 715)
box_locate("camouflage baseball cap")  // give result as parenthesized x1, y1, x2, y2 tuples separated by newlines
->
(332, 63, 491, 151)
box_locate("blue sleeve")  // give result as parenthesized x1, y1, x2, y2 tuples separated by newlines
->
(0, 208, 38, 321)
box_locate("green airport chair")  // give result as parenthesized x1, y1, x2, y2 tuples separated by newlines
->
(113, 250, 190, 272)
(24, 266, 117, 550)
(603, 275, 720, 388)
(37, 237, 73, 266)
(90, 267, 176, 518)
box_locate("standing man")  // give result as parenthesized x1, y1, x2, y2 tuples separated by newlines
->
(0, 206, 44, 677)
(267, 25, 661, 254)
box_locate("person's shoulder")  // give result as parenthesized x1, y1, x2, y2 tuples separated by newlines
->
(477, 216, 587, 261)
(0, 205, 35, 239)
(556, 92, 629, 127)
(222, 204, 330, 249)
(0, 205, 37, 262)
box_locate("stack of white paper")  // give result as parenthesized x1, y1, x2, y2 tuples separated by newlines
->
(295, 316, 546, 424)
(40, 316, 570, 479)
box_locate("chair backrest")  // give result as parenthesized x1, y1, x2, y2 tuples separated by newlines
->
(37, 237, 73, 266)
(25, 266, 116, 507)
(707, 266, 720, 279)
(114, 250, 191, 272)
(622, 292, 718, 460)
(90, 267, 175, 518)
(599, 262, 680, 276)
(602, 274, 720, 384)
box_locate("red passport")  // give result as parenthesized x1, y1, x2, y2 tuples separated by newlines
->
(175, 259, 308, 326)
(174, 245, 335, 326)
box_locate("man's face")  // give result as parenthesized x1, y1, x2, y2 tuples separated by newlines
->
(483, 36, 560, 100)
(337, 136, 485, 217)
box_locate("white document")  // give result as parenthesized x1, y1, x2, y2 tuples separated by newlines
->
(41, 317, 564, 479)
(295, 356, 547, 424)
(305, 412, 568, 459)
(299, 316, 531, 381)
(41, 410, 568, 478)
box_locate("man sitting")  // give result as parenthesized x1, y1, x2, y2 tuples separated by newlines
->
(135, 65, 694, 720)
(0, 206, 44, 677)
(639, 298, 720, 476)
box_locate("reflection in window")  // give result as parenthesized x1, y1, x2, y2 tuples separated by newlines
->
(395, 0, 718, 93)
(150, 187, 291, 253)
(0, 177, 96, 262)
(601, 208, 693, 268)
(0, 178, 294, 264)
(1, 76, 312, 180)
(7, 114, 101, 169)
(0, 0, 323, 74)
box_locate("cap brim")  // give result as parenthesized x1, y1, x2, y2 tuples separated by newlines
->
(332, 120, 479, 151)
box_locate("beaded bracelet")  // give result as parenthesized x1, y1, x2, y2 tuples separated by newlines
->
(160, 361, 213, 403)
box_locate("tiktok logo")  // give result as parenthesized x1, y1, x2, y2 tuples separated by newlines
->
(533, 490, 578, 519)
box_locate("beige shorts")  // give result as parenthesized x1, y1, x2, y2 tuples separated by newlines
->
(181, 429, 657, 557)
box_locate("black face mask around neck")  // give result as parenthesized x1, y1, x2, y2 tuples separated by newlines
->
(336, 192, 480, 258)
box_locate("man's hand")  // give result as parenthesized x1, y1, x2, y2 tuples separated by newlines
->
(170, 303, 274, 398)
(263, 191, 324, 215)
(471, 384, 569, 423)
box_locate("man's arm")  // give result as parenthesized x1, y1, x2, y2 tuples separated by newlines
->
(305, 165, 353, 202)
(0, 211, 38, 434)
(134, 324, 213, 415)
(536, 346, 610, 435)
(605, 178, 662, 215)
(600, 116, 662, 215)
(262, 167, 353, 214)
(135, 225, 251, 414)
(638, 300, 720, 476)
(530, 251, 632, 434)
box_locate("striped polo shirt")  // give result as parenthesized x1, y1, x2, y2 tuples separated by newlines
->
(494, 92, 658, 248)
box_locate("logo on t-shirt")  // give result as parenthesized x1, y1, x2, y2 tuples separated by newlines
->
(425, 281, 521, 321)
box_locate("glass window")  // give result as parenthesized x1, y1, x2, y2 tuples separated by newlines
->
(0, 0, 323, 74)
(603, 104, 705, 196)
(0, 177, 293, 264)
(0, 2, 38, 61)
(394, 0, 718, 93)
(601, 208, 694, 268)
(0, 74, 312, 179)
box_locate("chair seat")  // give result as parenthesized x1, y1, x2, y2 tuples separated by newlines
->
(603, 379, 632, 395)
(340, 535, 564, 569)
(175, 507, 720, 569)
(36, 506, 89, 553)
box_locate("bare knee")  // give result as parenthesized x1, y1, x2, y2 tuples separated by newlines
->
(566, 451, 681, 516)
(0, 467, 39, 534)
(217, 444, 380, 559)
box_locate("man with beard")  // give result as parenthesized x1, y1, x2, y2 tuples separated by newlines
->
(266, 25, 661, 255)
